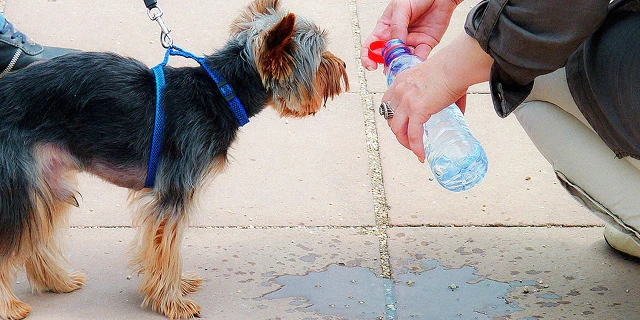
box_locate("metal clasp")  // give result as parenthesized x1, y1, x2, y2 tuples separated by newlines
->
(147, 6, 173, 48)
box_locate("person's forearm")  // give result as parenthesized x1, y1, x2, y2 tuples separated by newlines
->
(428, 32, 493, 93)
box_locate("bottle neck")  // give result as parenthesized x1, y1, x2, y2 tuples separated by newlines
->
(382, 39, 412, 67)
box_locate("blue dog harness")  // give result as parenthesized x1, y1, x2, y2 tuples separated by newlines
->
(144, 46, 249, 188)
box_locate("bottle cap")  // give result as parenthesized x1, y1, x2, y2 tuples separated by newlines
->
(368, 39, 412, 66)
(368, 40, 386, 64)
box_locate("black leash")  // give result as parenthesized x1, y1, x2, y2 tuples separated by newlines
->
(143, 0, 158, 10)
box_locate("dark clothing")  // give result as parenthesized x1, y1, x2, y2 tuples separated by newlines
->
(567, 2, 640, 159)
(464, 0, 640, 159)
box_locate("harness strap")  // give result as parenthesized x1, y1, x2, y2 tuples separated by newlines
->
(144, 63, 166, 188)
(167, 46, 249, 125)
(144, 45, 249, 188)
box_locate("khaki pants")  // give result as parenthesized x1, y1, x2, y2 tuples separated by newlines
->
(514, 68, 640, 244)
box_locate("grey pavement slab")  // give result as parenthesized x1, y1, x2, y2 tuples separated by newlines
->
(15, 228, 381, 319)
(13, 227, 639, 319)
(387, 227, 640, 319)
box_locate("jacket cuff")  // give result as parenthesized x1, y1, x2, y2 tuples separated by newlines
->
(464, 0, 508, 52)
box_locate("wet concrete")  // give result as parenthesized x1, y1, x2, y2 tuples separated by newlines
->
(263, 260, 538, 319)
(263, 265, 388, 319)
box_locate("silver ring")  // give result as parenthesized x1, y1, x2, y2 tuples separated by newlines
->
(379, 101, 394, 119)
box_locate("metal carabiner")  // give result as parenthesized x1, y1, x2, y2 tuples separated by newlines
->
(147, 6, 174, 48)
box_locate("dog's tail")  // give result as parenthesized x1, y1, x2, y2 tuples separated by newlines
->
(0, 142, 38, 257)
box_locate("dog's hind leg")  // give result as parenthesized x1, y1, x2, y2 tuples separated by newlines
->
(130, 192, 201, 319)
(23, 187, 86, 294)
(23, 145, 85, 294)
(0, 144, 35, 320)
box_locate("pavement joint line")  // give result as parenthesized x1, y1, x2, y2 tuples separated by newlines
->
(68, 225, 604, 230)
(347, 0, 393, 281)
(70, 225, 377, 230)
(388, 223, 605, 228)
(345, 6, 401, 316)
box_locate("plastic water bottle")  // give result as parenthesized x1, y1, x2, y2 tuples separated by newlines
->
(371, 39, 488, 192)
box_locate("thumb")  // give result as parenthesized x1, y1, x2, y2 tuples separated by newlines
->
(389, 1, 410, 41)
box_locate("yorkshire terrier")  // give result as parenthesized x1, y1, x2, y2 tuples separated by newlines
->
(0, 0, 349, 319)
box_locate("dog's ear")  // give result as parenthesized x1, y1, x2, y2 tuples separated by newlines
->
(250, 0, 280, 13)
(257, 13, 296, 81)
(231, 0, 281, 35)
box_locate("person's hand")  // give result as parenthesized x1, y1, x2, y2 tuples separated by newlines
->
(382, 56, 466, 162)
(361, 0, 461, 71)
(381, 33, 493, 162)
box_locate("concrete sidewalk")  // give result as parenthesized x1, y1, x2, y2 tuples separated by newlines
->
(6, 0, 640, 319)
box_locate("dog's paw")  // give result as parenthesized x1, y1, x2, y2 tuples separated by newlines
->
(49, 271, 86, 293)
(0, 299, 31, 320)
(180, 273, 203, 295)
(160, 298, 201, 320)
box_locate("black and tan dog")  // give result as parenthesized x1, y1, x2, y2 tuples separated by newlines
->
(0, 0, 348, 319)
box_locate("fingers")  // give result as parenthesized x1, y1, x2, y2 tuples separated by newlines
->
(383, 84, 409, 150)
(361, 27, 385, 71)
(362, 0, 416, 70)
(389, 0, 410, 42)
(407, 119, 426, 162)
(360, 45, 379, 71)
(412, 43, 432, 61)
(382, 82, 426, 163)
(384, 103, 426, 163)
(389, 115, 410, 151)
(361, 1, 397, 70)
(381, 81, 394, 107)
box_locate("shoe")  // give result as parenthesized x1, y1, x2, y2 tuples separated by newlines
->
(603, 224, 640, 258)
(0, 16, 78, 76)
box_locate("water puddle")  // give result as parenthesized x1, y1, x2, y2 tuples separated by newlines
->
(263, 264, 388, 319)
(262, 260, 538, 319)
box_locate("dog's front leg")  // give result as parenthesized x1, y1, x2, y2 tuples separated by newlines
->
(130, 195, 201, 319)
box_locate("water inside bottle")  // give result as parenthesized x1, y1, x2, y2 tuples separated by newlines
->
(423, 107, 488, 192)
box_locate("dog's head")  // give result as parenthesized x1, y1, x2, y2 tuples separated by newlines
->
(231, 0, 349, 117)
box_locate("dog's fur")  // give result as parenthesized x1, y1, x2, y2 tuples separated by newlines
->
(0, 0, 348, 319)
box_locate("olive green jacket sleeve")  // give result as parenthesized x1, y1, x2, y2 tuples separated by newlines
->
(464, 0, 609, 117)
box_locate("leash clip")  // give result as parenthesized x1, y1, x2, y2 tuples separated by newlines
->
(147, 5, 174, 48)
